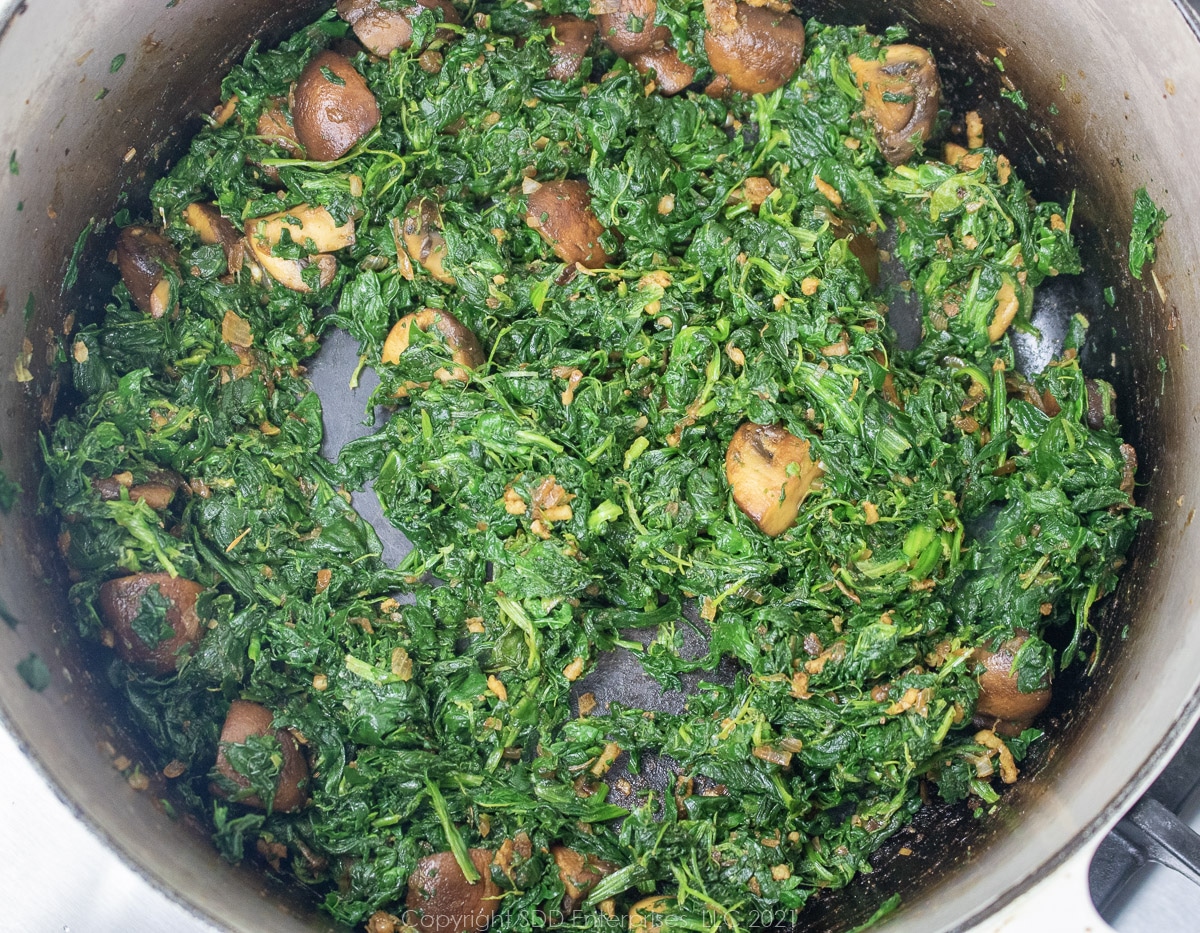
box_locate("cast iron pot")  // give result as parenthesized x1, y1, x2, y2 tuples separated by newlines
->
(0, 0, 1197, 930)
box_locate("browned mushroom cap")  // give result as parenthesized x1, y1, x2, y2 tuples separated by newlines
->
(849, 44, 942, 165)
(525, 179, 613, 269)
(629, 896, 675, 933)
(292, 51, 380, 163)
(337, 0, 462, 57)
(93, 470, 182, 511)
(98, 573, 205, 674)
(115, 227, 180, 318)
(543, 15, 597, 82)
(183, 203, 246, 274)
(703, 0, 805, 96)
(630, 28, 696, 96)
(596, 0, 657, 56)
(973, 636, 1052, 730)
(402, 197, 455, 285)
(405, 849, 500, 933)
(213, 700, 310, 813)
(551, 845, 618, 915)
(382, 308, 485, 383)
(245, 204, 355, 292)
(725, 422, 823, 537)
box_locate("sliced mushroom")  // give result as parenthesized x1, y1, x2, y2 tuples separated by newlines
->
(543, 15, 597, 82)
(987, 280, 1020, 343)
(1120, 442, 1138, 499)
(256, 97, 303, 157)
(525, 179, 612, 269)
(973, 635, 1052, 735)
(115, 226, 180, 318)
(725, 422, 823, 537)
(336, 0, 462, 57)
(629, 896, 674, 933)
(551, 846, 618, 915)
(849, 44, 942, 165)
(630, 28, 696, 96)
(292, 51, 380, 163)
(703, 0, 806, 96)
(405, 849, 500, 933)
(93, 470, 182, 511)
(98, 573, 205, 674)
(597, 0, 658, 56)
(244, 204, 355, 292)
(183, 203, 246, 274)
(493, 832, 534, 888)
(213, 700, 310, 813)
(382, 308, 485, 383)
(402, 197, 455, 284)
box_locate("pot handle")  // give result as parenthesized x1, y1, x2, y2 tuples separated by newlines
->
(976, 793, 1200, 932)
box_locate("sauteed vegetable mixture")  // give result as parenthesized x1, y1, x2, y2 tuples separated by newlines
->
(44, 1, 1147, 929)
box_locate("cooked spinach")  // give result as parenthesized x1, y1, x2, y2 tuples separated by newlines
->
(1129, 186, 1168, 280)
(43, 5, 1147, 931)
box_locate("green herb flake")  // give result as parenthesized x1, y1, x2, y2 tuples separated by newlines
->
(999, 88, 1028, 109)
(130, 584, 175, 648)
(62, 219, 94, 294)
(16, 653, 50, 692)
(110, 53, 127, 74)
(1129, 187, 1169, 280)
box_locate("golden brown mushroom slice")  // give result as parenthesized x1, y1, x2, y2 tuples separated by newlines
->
(244, 204, 355, 292)
(849, 44, 942, 165)
(630, 28, 696, 97)
(93, 470, 182, 511)
(543, 14, 597, 82)
(213, 700, 310, 813)
(256, 97, 303, 157)
(629, 896, 675, 933)
(725, 422, 823, 537)
(551, 845, 618, 915)
(973, 635, 1052, 735)
(115, 226, 180, 318)
(382, 308, 485, 383)
(596, 0, 658, 56)
(405, 849, 500, 933)
(402, 197, 455, 284)
(703, 0, 806, 96)
(337, 0, 462, 56)
(98, 573, 206, 674)
(292, 50, 380, 163)
(525, 179, 613, 269)
(183, 203, 246, 274)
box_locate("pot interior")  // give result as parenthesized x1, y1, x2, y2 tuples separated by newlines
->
(0, 1, 1197, 931)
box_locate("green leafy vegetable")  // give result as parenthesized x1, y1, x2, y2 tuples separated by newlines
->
(1129, 187, 1168, 280)
(40, 5, 1147, 932)
(129, 583, 175, 648)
